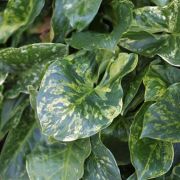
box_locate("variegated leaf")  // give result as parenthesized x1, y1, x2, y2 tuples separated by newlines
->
(26, 138, 91, 180)
(141, 83, 180, 142)
(119, 32, 167, 57)
(0, 0, 45, 43)
(37, 51, 138, 141)
(143, 64, 180, 101)
(157, 35, 180, 67)
(129, 103, 174, 180)
(82, 134, 121, 180)
(0, 108, 41, 180)
(0, 43, 68, 98)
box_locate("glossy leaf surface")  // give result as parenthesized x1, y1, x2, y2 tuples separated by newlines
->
(83, 135, 121, 180)
(0, 108, 40, 180)
(141, 83, 180, 142)
(26, 138, 91, 180)
(37, 51, 138, 141)
(129, 103, 174, 179)
(0, 0, 45, 43)
(0, 43, 68, 98)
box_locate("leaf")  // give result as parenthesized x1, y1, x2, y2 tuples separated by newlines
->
(127, 173, 137, 180)
(101, 115, 132, 165)
(0, 94, 29, 139)
(82, 134, 121, 180)
(151, 0, 171, 6)
(26, 138, 91, 180)
(62, 0, 102, 31)
(119, 32, 167, 57)
(130, 6, 169, 33)
(50, 0, 72, 43)
(0, 72, 8, 85)
(0, 0, 45, 43)
(121, 64, 148, 115)
(129, 103, 174, 180)
(143, 64, 180, 101)
(67, 0, 133, 50)
(126, 1, 180, 66)
(141, 83, 180, 142)
(0, 108, 41, 180)
(173, 164, 180, 178)
(0, 43, 68, 98)
(157, 35, 180, 67)
(37, 51, 138, 141)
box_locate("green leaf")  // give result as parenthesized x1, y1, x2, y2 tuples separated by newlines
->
(127, 173, 137, 180)
(121, 64, 148, 115)
(119, 32, 167, 57)
(0, 72, 8, 85)
(50, 0, 72, 43)
(157, 35, 180, 67)
(130, 6, 169, 33)
(26, 138, 91, 180)
(172, 164, 180, 178)
(141, 83, 180, 142)
(143, 64, 180, 101)
(0, 85, 3, 107)
(0, 94, 29, 139)
(0, 108, 41, 180)
(67, 0, 133, 50)
(0, 43, 68, 98)
(62, 0, 102, 31)
(101, 115, 132, 165)
(151, 0, 171, 6)
(129, 103, 174, 180)
(37, 51, 138, 141)
(82, 135, 121, 180)
(0, 0, 45, 43)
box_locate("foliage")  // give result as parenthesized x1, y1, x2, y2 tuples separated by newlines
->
(0, 0, 180, 179)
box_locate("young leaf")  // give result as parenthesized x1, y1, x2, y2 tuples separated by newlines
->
(141, 83, 180, 142)
(26, 138, 91, 180)
(0, 108, 41, 180)
(82, 134, 121, 180)
(0, 0, 45, 43)
(129, 103, 174, 180)
(37, 51, 138, 141)
(0, 43, 68, 98)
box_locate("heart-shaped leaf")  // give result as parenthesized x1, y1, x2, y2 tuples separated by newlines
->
(37, 51, 138, 141)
